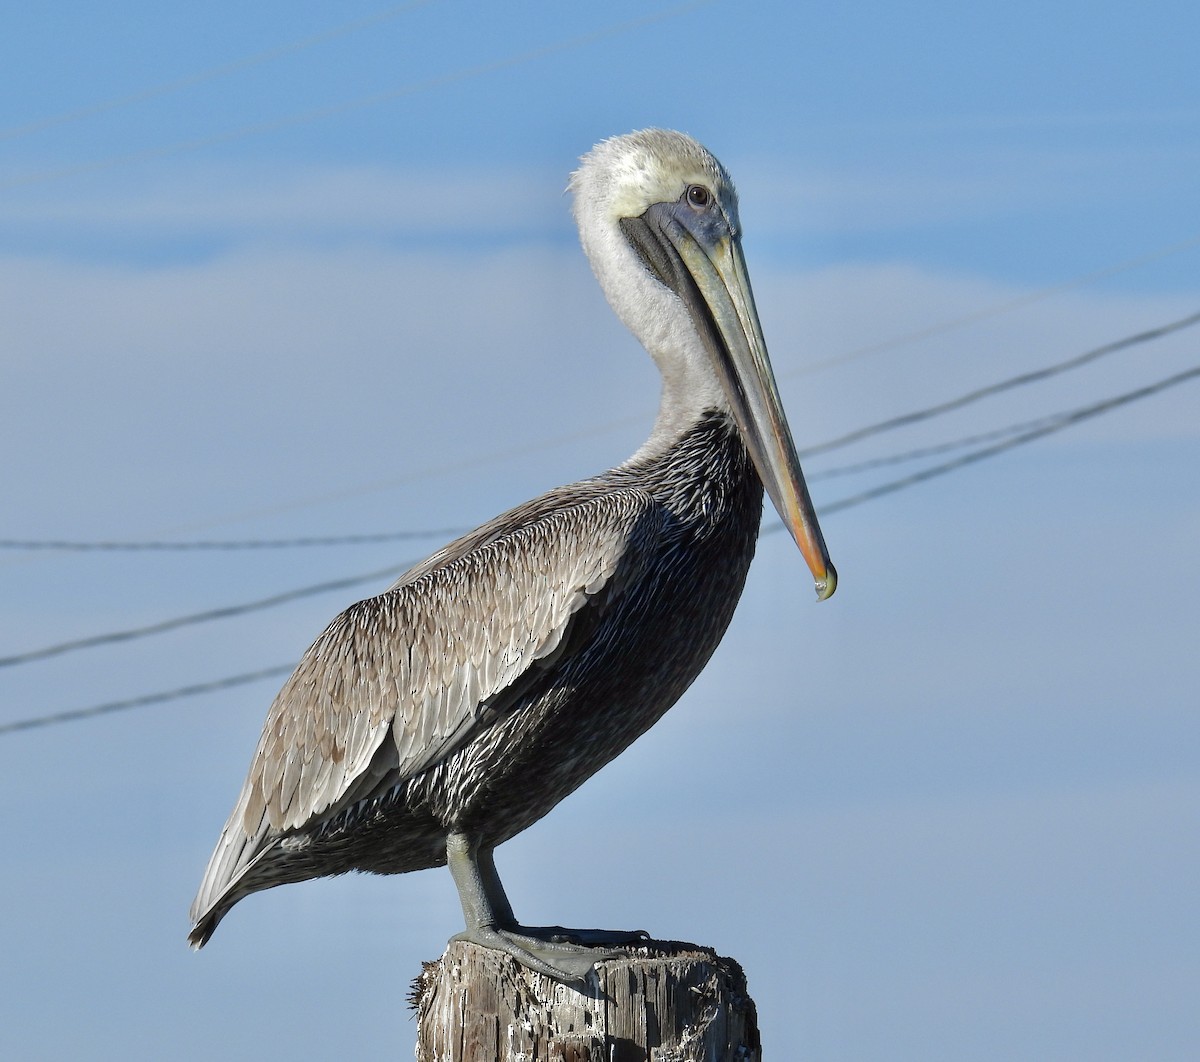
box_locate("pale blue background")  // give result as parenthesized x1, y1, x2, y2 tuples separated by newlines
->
(1, 2, 1197, 1058)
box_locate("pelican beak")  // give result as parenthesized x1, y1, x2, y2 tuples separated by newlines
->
(622, 204, 837, 600)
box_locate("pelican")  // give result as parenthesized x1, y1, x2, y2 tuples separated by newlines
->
(189, 129, 836, 982)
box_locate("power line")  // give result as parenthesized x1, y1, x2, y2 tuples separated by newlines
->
(118, 413, 650, 539)
(9, 311, 1193, 555)
(0, 405, 644, 547)
(0, 390, 1134, 567)
(781, 362, 1200, 522)
(3, 357, 1197, 736)
(0, 560, 415, 669)
(27, 251, 1183, 543)
(0, 1, 437, 144)
(0, 528, 464, 552)
(808, 415, 1064, 480)
(139, 284, 1200, 529)
(789, 233, 1200, 378)
(1, 2, 714, 192)
(202, 282, 1200, 526)
(0, 307, 1191, 729)
(799, 310, 1200, 458)
(0, 665, 296, 736)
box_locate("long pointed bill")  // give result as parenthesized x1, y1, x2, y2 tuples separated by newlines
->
(625, 207, 836, 600)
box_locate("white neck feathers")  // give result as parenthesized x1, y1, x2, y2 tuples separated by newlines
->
(569, 130, 734, 460)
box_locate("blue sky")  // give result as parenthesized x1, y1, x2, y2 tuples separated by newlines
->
(1, 3, 1197, 1059)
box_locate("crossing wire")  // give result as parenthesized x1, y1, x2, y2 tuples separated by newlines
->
(0, 561, 415, 669)
(790, 234, 1200, 378)
(798, 309, 1200, 458)
(0, 528, 463, 552)
(2, 357, 1197, 736)
(1, 310, 1195, 672)
(6, 309, 1195, 553)
(816, 362, 1200, 517)
(0, 665, 298, 735)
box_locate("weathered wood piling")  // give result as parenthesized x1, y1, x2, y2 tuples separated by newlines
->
(411, 939, 762, 1061)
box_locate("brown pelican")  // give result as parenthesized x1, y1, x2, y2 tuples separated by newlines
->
(188, 129, 836, 982)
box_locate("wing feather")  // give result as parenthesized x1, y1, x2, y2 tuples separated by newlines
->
(189, 487, 660, 932)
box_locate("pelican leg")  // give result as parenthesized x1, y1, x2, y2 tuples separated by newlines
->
(476, 845, 517, 925)
(446, 831, 629, 983)
(479, 846, 650, 948)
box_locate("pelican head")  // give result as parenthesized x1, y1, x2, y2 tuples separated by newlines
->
(570, 129, 836, 600)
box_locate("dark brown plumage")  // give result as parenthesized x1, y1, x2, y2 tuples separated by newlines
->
(190, 413, 759, 946)
(189, 130, 834, 980)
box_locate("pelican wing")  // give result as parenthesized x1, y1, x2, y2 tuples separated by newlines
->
(189, 487, 661, 931)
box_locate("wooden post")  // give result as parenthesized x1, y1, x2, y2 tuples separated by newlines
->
(411, 938, 762, 1061)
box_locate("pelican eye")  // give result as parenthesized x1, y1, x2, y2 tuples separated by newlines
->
(685, 184, 711, 209)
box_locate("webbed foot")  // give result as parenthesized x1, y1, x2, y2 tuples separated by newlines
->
(515, 925, 650, 947)
(446, 833, 647, 984)
(452, 926, 621, 983)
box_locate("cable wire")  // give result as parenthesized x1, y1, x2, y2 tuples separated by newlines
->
(798, 310, 1200, 458)
(775, 362, 1200, 525)
(0, 529, 464, 552)
(0, 560, 415, 669)
(181, 290, 1200, 524)
(0, 310, 1193, 673)
(807, 415, 1065, 480)
(0, 665, 297, 736)
(790, 234, 1200, 377)
(4, 358, 1197, 735)
(8, 312, 1193, 554)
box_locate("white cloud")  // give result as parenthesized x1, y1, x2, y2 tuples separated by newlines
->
(1, 198, 1197, 1062)
(0, 162, 568, 239)
(739, 141, 1200, 233)
(6, 137, 1197, 253)
(2, 240, 1195, 544)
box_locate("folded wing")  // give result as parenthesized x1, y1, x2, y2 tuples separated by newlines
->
(189, 488, 661, 935)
